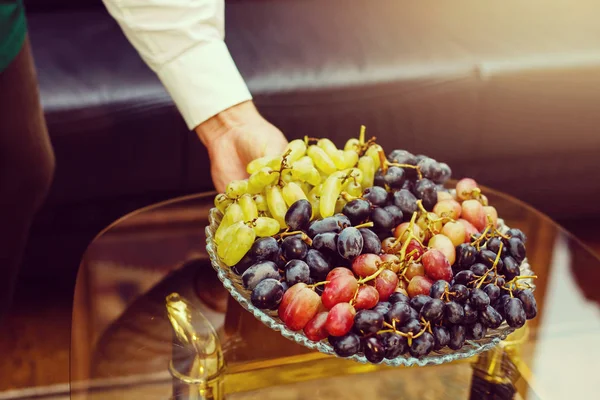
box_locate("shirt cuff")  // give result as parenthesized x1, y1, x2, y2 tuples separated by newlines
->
(157, 40, 252, 130)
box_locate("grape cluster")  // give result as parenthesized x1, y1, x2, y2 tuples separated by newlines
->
(212, 128, 537, 363)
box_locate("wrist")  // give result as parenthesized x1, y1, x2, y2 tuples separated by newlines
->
(195, 101, 262, 148)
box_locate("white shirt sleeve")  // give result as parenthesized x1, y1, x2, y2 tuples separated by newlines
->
(102, 0, 252, 130)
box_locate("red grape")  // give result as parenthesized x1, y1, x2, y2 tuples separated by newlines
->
(461, 199, 486, 231)
(456, 178, 478, 201)
(326, 302, 356, 336)
(354, 285, 380, 310)
(352, 254, 381, 277)
(278, 282, 307, 314)
(382, 237, 401, 253)
(433, 199, 462, 220)
(322, 269, 359, 309)
(393, 222, 424, 242)
(404, 262, 425, 280)
(428, 234, 456, 265)
(437, 191, 454, 202)
(304, 311, 329, 341)
(422, 249, 452, 282)
(483, 206, 498, 227)
(407, 275, 433, 298)
(375, 269, 399, 301)
(278, 284, 321, 330)
(380, 253, 401, 273)
(405, 239, 425, 261)
(326, 267, 354, 281)
(442, 221, 466, 247)
(458, 219, 479, 242)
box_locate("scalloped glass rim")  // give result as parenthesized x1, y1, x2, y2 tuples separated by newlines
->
(205, 208, 536, 367)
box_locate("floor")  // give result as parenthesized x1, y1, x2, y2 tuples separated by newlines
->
(0, 220, 596, 398)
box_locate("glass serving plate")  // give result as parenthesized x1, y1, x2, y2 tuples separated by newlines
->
(205, 208, 535, 367)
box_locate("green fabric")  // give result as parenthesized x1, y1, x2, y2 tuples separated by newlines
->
(0, 0, 26, 73)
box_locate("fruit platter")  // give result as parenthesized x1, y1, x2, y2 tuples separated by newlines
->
(205, 127, 537, 366)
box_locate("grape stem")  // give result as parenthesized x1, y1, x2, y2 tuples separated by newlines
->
(474, 242, 504, 289)
(307, 280, 330, 289)
(357, 266, 386, 284)
(354, 221, 375, 230)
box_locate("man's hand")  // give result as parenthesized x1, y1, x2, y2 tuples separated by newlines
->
(195, 101, 288, 192)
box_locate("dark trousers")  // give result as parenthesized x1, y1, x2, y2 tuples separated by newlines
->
(0, 37, 55, 319)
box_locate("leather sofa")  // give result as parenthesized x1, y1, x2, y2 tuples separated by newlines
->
(22, 0, 600, 277)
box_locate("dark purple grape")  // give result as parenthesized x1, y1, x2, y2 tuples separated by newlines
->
(504, 298, 526, 328)
(413, 178, 437, 211)
(409, 332, 435, 357)
(372, 301, 392, 317)
(436, 162, 452, 184)
(383, 166, 406, 189)
(342, 199, 372, 225)
(467, 322, 487, 340)
(334, 213, 352, 229)
(401, 179, 415, 192)
(445, 301, 465, 324)
(329, 333, 360, 357)
(383, 205, 404, 226)
(387, 301, 412, 326)
(371, 207, 395, 232)
(363, 336, 386, 363)
(379, 332, 408, 358)
(432, 326, 451, 350)
(517, 289, 537, 320)
(470, 263, 488, 277)
(495, 276, 506, 288)
(388, 149, 417, 166)
(506, 228, 527, 243)
(420, 299, 445, 322)
(484, 271, 497, 285)
(409, 295, 432, 312)
(417, 157, 443, 182)
(312, 232, 338, 254)
(470, 288, 491, 310)
(478, 249, 503, 270)
(486, 237, 506, 256)
(430, 280, 449, 299)
(359, 228, 382, 255)
(392, 189, 418, 216)
(337, 227, 364, 259)
(503, 256, 521, 280)
(409, 307, 420, 321)
(284, 199, 312, 231)
(284, 259, 311, 286)
(448, 325, 466, 350)
(454, 270, 475, 286)
(495, 294, 512, 318)
(362, 186, 388, 207)
(450, 284, 469, 303)
(242, 261, 280, 290)
(251, 279, 284, 310)
(399, 319, 422, 334)
(483, 284, 501, 303)
(388, 292, 409, 304)
(480, 305, 503, 329)
(456, 244, 477, 270)
(463, 303, 478, 324)
(282, 235, 308, 261)
(234, 237, 279, 274)
(507, 237, 526, 263)
(307, 216, 343, 237)
(305, 249, 331, 281)
(354, 310, 384, 335)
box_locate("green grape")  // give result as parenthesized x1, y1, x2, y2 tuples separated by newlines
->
(292, 155, 314, 170)
(310, 197, 321, 220)
(318, 138, 345, 169)
(346, 168, 364, 185)
(335, 197, 347, 214)
(365, 144, 383, 170)
(267, 156, 284, 170)
(253, 194, 269, 213)
(345, 181, 363, 197)
(320, 171, 344, 217)
(332, 149, 348, 170)
(299, 181, 312, 196)
(341, 149, 359, 169)
(266, 185, 288, 229)
(247, 156, 270, 174)
(305, 167, 322, 186)
(344, 138, 360, 152)
(308, 185, 321, 202)
(214, 193, 233, 214)
(226, 180, 248, 198)
(215, 203, 244, 244)
(239, 194, 258, 221)
(253, 217, 281, 237)
(282, 181, 308, 206)
(358, 156, 375, 188)
(217, 221, 256, 266)
(307, 145, 337, 175)
(284, 139, 307, 164)
(248, 167, 278, 194)
(281, 169, 294, 183)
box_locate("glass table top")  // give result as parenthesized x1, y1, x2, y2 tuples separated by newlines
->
(70, 189, 600, 399)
